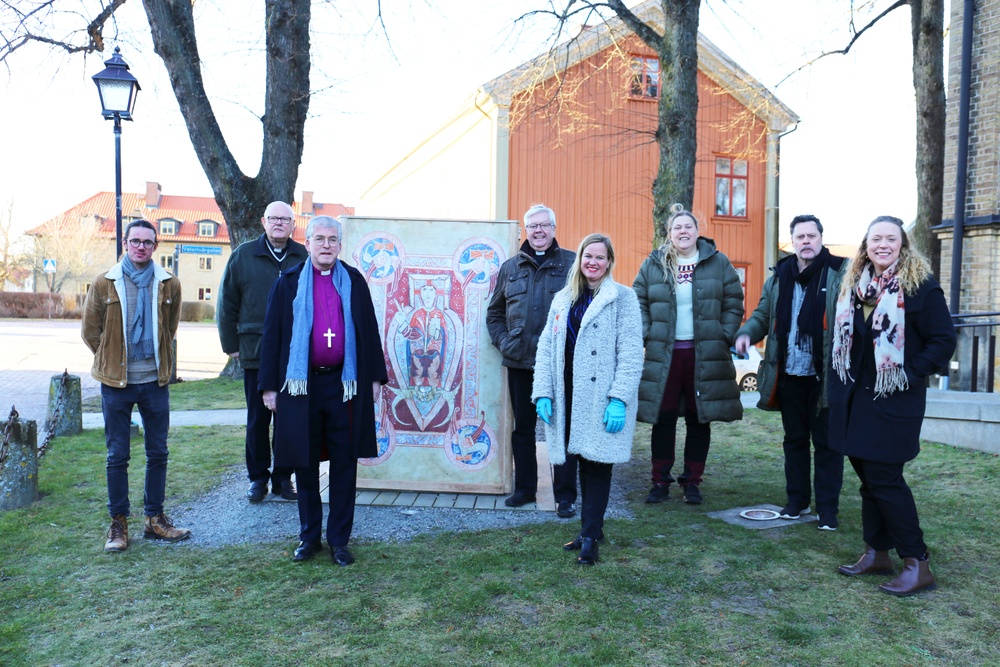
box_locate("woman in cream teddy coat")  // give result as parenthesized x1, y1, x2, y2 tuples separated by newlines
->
(532, 233, 643, 565)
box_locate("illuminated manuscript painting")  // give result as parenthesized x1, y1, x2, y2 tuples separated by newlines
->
(343, 217, 519, 493)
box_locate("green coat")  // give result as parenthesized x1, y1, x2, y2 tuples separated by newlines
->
(216, 234, 308, 369)
(735, 253, 846, 411)
(633, 238, 744, 425)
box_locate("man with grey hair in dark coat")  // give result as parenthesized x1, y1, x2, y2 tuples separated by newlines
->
(487, 204, 577, 516)
(259, 215, 387, 566)
(218, 200, 308, 503)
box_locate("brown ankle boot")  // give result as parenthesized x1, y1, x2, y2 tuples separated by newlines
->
(143, 513, 191, 542)
(104, 515, 129, 552)
(837, 545, 894, 576)
(879, 557, 936, 597)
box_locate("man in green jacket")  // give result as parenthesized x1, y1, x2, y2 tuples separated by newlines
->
(735, 215, 846, 530)
(217, 201, 308, 502)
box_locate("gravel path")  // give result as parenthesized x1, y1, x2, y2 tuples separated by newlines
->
(169, 458, 639, 549)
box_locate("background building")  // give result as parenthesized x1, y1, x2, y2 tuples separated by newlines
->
(26, 182, 352, 318)
(358, 0, 798, 310)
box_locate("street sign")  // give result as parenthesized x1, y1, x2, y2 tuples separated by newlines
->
(179, 244, 222, 255)
(43, 259, 57, 273)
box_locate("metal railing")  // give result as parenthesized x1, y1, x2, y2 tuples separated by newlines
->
(951, 312, 1000, 393)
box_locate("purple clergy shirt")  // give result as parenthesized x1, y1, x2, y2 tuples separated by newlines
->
(311, 265, 345, 367)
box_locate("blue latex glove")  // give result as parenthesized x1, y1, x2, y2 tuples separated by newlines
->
(603, 398, 626, 434)
(536, 397, 552, 425)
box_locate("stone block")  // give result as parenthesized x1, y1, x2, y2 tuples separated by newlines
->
(0, 417, 39, 511)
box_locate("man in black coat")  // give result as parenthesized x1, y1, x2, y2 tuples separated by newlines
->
(258, 215, 388, 566)
(736, 215, 846, 530)
(217, 200, 308, 503)
(486, 204, 577, 515)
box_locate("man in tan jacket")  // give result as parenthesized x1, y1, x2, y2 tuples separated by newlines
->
(82, 220, 191, 552)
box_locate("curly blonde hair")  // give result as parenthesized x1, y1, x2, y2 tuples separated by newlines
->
(658, 204, 699, 282)
(840, 215, 931, 297)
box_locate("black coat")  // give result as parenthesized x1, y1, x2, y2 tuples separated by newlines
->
(828, 277, 956, 464)
(486, 239, 575, 369)
(258, 260, 389, 468)
(217, 234, 308, 369)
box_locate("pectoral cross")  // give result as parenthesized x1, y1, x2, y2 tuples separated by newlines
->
(324, 328, 336, 348)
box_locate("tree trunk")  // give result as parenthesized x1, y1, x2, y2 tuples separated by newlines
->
(607, 0, 701, 241)
(652, 0, 700, 234)
(910, 0, 945, 276)
(140, 0, 312, 249)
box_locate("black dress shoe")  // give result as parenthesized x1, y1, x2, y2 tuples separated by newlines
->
(247, 480, 268, 503)
(577, 537, 599, 565)
(504, 491, 536, 507)
(271, 479, 298, 501)
(331, 545, 355, 567)
(556, 501, 577, 518)
(292, 541, 322, 562)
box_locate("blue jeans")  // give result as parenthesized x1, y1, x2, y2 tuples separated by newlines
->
(101, 382, 170, 518)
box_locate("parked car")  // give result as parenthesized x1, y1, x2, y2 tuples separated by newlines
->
(731, 346, 763, 392)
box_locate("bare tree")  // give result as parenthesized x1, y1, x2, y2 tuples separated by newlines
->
(2, 0, 313, 248)
(777, 0, 945, 267)
(0, 201, 35, 289)
(30, 214, 110, 293)
(523, 0, 702, 234)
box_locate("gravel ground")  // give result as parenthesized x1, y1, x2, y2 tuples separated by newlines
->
(169, 457, 640, 549)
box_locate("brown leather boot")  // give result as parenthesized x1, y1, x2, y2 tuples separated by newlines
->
(837, 545, 894, 576)
(104, 515, 129, 552)
(879, 557, 937, 597)
(143, 513, 192, 542)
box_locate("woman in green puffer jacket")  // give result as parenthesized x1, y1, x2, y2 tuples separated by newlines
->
(632, 205, 744, 505)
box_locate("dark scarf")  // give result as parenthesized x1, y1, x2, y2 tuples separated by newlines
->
(774, 247, 834, 371)
(122, 256, 155, 361)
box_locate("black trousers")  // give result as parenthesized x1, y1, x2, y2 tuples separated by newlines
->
(778, 374, 843, 515)
(508, 367, 577, 502)
(849, 457, 927, 559)
(243, 368, 292, 484)
(296, 371, 357, 547)
(564, 362, 607, 539)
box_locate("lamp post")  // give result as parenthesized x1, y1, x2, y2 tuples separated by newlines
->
(92, 47, 140, 260)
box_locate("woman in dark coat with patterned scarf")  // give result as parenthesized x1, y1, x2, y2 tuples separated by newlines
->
(829, 216, 956, 597)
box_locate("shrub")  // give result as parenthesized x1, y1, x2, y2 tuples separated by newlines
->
(0, 291, 66, 318)
(181, 301, 215, 322)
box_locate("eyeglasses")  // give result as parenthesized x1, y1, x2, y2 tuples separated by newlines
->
(525, 222, 553, 231)
(310, 236, 340, 247)
(266, 216, 293, 224)
(127, 239, 156, 249)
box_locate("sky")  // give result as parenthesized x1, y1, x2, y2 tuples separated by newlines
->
(0, 0, 921, 245)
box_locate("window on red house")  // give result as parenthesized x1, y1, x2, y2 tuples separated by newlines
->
(630, 56, 659, 98)
(715, 156, 748, 218)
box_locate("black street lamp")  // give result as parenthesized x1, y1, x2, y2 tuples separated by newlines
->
(92, 46, 141, 259)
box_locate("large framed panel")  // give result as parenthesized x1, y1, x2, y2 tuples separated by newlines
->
(342, 216, 519, 493)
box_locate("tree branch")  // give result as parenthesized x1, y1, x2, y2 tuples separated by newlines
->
(774, 0, 908, 87)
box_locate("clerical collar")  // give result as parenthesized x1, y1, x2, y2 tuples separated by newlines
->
(265, 237, 287, 263)
(320, 269, 331, 276)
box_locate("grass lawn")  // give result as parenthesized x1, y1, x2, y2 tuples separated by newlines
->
(81, 376, 245, 412)
(2, 401, 998, 666)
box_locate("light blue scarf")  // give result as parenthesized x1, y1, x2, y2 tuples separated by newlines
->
(121, 256, 155, 361)
(282, 258, 357, 400)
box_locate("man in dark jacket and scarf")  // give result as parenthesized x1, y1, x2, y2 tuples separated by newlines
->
(486, 204, 577, 515)
(736, 215, 846, 530)
(217, 200, 308, 503)
(259, 216, 388, 566)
